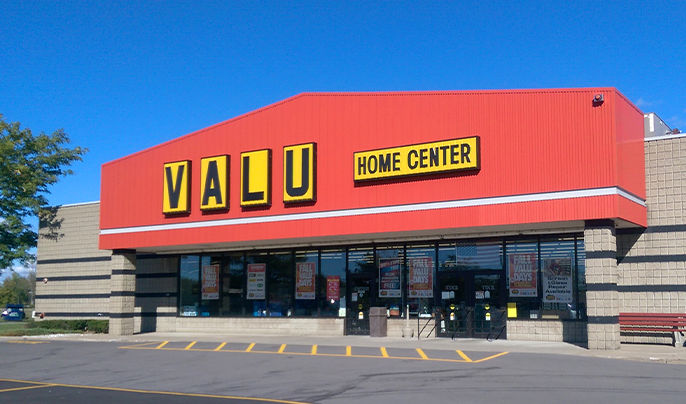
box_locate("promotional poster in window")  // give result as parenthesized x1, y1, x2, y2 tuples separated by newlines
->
(508, 253, 538, 297)
(542, 257, 573, 303)
(379, 258, 402, 297)
(408, 257, 433, 298)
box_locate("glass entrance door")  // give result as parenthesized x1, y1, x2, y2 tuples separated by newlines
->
(345, 276, 373, 335)
(438, 271, 506, 338)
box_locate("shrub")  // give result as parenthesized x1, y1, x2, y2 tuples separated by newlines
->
(27, 319, 108, 333)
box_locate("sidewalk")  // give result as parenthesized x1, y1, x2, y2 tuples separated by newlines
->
(12, 331, 686, 364)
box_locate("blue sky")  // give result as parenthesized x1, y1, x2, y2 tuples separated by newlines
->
(1, 1, 684, 206)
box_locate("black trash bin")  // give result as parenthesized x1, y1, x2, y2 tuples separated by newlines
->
(369, 307, 387, 337)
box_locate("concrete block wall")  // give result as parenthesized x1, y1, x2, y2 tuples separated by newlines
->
(36, 202, 112, 319)
(173, 317, 344, 336)
(507, 320, 587, 343)
(617, 135, 686, 344)
(584, 222, 620, 349)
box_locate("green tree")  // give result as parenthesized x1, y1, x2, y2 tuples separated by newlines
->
(0, 272, 33, 306)
(0, 114, 86, 272)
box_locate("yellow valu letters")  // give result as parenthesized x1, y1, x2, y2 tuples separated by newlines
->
(283, 143, 316, 203)
(200, 155, 229, 210)
(163, 160, 191, 214)
(240, 149, 271, 207)
(353, 136, 480, 181)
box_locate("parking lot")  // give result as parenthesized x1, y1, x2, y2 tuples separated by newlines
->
(1, 336, 685, 404)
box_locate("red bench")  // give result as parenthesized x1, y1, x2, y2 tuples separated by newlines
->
(619, 313, 686, 347)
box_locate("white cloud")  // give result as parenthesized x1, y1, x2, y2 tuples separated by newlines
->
(634, 97, 653, 108)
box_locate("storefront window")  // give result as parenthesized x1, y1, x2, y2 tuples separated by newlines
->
(539, 238, 576, 319)
(179, 255, 200, 316)
(406, 244, 435, 317)
(320, 249, 346, 317)
(267, 252, 293, 317)
(246, 252, 268, 316)
(175, 233, 586, 324)
(220, 253, 246, 316)
(376, 246, 404, 317)
(505, 240, 539, 319)
(455, 241, 503, 271)
(198, 256, 222, 316)
(294, 250, 318, 316)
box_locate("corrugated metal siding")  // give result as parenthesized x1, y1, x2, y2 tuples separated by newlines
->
(100, 88, 645, 249)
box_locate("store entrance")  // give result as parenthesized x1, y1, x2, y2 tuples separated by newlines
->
(437, 271, 507, 339)
(345, 274, 374, 335)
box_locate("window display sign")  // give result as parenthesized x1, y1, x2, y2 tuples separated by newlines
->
(408, 257, 433, 298)
(379, 258, 401, 297)
(326, 275, 340, 301)
(201, 264, 220, 300)
(295, 262, 316, 300)
(247, 263, 266, 300)
(542, 257, 573, 303)
(508, 253, 538, 297)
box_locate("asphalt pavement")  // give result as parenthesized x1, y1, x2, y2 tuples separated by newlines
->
(1, 333, 685, 403)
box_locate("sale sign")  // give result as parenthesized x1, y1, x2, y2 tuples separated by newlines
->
(326, 276, 340, 301)
(408, 257, 433, 298)
(508, 253, 538, 297)
(379, 258, 401, 297)
(201, 264, 220, 300)
(295, 262, 316, 300)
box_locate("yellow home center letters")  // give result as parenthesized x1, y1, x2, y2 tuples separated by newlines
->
(200, 155, 229, 210)
(353, 137, 480, 181)
(283, 143, 316, 203)
(163, 160, 191, 214)
(240, 149, 272, 207)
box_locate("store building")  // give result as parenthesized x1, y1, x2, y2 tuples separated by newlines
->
(35, 88, 686, 349)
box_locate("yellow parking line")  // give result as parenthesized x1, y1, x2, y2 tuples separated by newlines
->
(117, 343, 507, 364)
(0, 378, 308, 403)
(155, 341, 169, 349)
(0, 384, 57, 393)
(456, 350, 473, 362)
(416, 348, 429, 360)
(4, 340, 49, 344)
(473, 351, 509, 363)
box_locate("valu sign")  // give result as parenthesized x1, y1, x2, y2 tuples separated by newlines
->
(162, 142, 316, 214)
(162, 137, 477, 214)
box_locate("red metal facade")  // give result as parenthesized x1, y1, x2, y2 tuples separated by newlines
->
(99, 88, 646, 250)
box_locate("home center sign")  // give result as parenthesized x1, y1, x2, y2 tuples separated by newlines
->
(353, 137, 480, 181)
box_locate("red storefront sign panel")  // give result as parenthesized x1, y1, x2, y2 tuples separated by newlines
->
(100, 89, 646, 250)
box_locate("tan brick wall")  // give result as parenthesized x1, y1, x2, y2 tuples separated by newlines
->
(35, 202, 111, 319)
(617, 135, 686, 345)
(507, 320, 587, 343)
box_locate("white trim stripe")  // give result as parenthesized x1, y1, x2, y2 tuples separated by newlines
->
(100, 187, 645, 236)
(645, 133, 686, 142)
